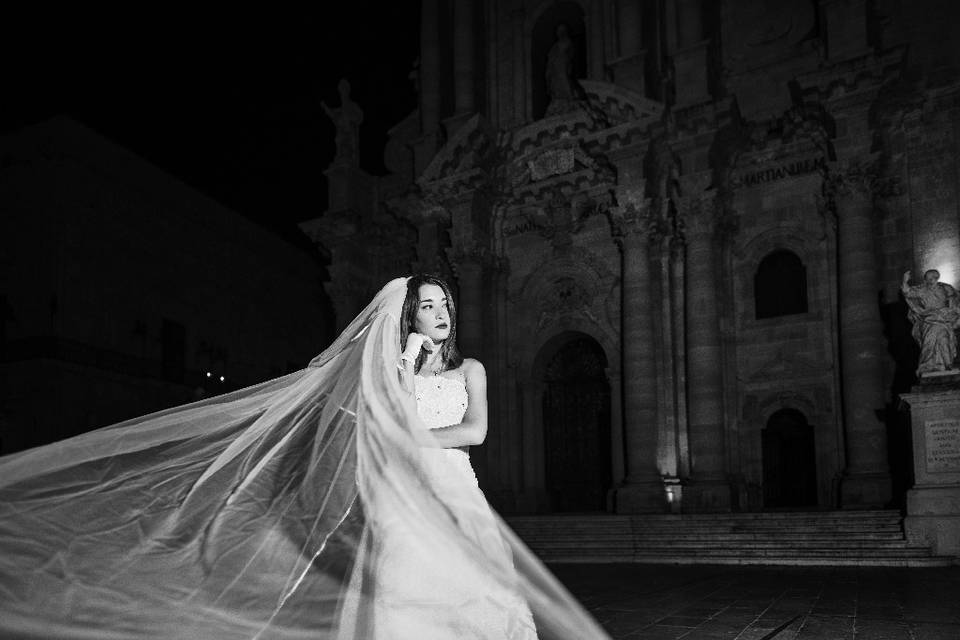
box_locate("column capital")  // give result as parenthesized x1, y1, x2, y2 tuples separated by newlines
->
(677, 189, 719, 237)
(824, 157, 882, 201)
(445, 241, 496, 278)
(608, 184, 656, 243)
(405, 196, 450, 227)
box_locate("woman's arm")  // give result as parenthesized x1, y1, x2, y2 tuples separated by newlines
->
(425, 359, 488, 449)
(398, 356, 416, 394)
(397, 333, 434, 393)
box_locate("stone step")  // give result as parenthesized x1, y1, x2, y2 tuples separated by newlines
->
(527, 542, 932, 554)
(542, 555, 955, 568)
(511, 524, 905, 533)
(505, 510, 952, 567)
(526, 539, 920, 550)
(509, 510, 899, 522)
(511, 517, 904, 524)
(515, 531, 906, 541)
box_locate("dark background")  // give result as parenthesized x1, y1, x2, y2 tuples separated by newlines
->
(1, 5, 421, 245)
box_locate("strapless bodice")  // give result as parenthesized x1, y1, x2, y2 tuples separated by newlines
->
(414, 373, 468, 430)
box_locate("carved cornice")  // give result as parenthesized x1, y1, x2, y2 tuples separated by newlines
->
(795, 45, 906, 104)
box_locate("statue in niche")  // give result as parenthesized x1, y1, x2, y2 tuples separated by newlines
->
(322, 78, 363, 166)
(544, 24, 584, 116)
(901, 269, 960, 376)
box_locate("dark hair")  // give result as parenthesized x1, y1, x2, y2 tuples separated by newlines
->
(400, 274, 464, 374)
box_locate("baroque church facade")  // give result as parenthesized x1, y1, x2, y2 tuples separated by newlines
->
(301, 0, 960, 515)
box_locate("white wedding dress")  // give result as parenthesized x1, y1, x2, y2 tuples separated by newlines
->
(368, 372, 538, 639)
(0, 277, 609, 639)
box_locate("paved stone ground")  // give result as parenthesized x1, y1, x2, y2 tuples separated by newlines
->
(550, 563, 960, 639)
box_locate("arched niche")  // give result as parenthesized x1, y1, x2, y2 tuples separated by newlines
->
(530, 2, 588, 119)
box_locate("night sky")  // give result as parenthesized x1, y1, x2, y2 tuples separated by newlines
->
(2, 5, 421, 247)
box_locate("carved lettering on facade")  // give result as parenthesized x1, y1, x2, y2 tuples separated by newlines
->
(504, 219, 549, 237)
(733, 156, 827, 188)
(925, 419, 960, 473)
(528, 148, 576, 181)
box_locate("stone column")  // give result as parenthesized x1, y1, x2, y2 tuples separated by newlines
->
(589, 0, 605, 80)
(448, 245, 485, 365)
(447, 239, 490, 486)
(676, 0, 703, 48)
(520, 378, 548, 512)
(419, 0, 441, 134)
(672, 0, 709, 106)
(821, 0, 870, 60)
(670, 236, 690, 478)
(618, 0, 642, 56)
(610, 191, 666, 512)
(610, 0, 647, 94)
(655, 229, 678, 479)
(682, 191, 730, 511)
(453, 0, 475, 116)
(830, 161, 892, 507)
(412, 0, 442, 176)
(300, 211, 368, 331)
(511, 8, 526, 126)
(607, 368, 625, 501)
(408, 199, 451, 276)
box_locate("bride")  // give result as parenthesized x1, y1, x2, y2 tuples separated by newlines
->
(0, 275, 609, 639)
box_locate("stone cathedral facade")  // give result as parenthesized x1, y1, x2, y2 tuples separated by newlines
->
(301, 0, 960, 514)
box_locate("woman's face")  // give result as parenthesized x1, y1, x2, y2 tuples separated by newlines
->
(414, 283, 451, 343)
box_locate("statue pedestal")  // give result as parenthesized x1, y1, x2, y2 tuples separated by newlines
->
(900, 379, 960, 557)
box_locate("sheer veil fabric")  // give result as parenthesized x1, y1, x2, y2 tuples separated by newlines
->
(0, 277, 610, 639)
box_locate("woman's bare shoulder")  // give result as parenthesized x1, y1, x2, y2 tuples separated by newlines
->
(461, 358, 486, 375)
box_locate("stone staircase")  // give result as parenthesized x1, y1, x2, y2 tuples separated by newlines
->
(506, 510, 955, 567)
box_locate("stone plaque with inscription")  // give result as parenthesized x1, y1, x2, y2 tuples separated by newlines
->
(925, 419, 960, 473)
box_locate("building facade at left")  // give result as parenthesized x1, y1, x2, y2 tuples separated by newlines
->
(0, 117, 333, 455)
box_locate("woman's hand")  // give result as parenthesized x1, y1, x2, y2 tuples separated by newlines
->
(403, 333, 437, 359)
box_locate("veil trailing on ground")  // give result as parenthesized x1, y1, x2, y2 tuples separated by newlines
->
(0, 277, 609, 639)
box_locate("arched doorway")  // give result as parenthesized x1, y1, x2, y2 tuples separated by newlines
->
(762, 408, 818, 508)
(540, 334, 611, 512)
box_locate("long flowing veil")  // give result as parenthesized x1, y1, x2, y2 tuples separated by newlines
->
(0, 277, 609, 639)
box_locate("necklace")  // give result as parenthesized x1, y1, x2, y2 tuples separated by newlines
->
(425, 357, 444, 376)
